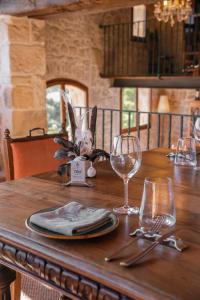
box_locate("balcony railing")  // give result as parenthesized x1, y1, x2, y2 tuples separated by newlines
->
(100, 16, 200, 78)
(73, 107, 196, 153)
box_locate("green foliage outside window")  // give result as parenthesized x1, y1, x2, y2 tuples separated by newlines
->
(46, 85, 62, 133)
(121, 88, 137, 130)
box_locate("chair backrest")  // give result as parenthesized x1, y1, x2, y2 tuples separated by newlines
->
(2, 127, 67, 180)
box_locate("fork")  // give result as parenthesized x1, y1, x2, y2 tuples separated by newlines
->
(104, 215, 165, 262)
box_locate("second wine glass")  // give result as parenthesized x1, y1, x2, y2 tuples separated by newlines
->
(110, 135, 142, 215)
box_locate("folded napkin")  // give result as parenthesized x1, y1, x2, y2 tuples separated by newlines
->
(30, 201, 112, 236)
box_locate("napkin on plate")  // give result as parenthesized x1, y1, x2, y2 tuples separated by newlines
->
(30, 201, 113, 236)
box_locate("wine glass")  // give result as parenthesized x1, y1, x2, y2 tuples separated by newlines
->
(110, 135, 142, 215)
(139, 177, 176, 233)
(194, 117, 200, 170)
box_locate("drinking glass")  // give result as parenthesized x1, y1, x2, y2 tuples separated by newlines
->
(110, 135, 142, 215)
(194, 117, 200, 142)
(194, 117, 200, 170)
(139, 177, 176, 233)
(174, 137, 197, 167)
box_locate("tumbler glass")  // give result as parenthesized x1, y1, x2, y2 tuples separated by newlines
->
(139, 177, 176, 233)
(193, 118, 200, 170)
(174, 137, 197, 167)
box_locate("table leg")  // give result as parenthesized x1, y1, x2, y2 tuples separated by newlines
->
(0, 265, 16, 300)
(11, 272, 21, 300)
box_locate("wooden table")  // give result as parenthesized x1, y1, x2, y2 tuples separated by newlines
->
(0, 149, 200, 300)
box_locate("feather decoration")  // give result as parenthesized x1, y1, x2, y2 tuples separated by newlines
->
(90, 106, 97, 145)
(67, 102, 77, 143)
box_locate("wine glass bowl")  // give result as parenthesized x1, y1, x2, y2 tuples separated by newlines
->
(110, 153, 140, 180)
(110, 135, 142, 215)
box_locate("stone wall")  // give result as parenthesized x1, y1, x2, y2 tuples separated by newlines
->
(0, 15, 46, 138)
(45, 10, 132, 150)
(45, 9, 132, 107)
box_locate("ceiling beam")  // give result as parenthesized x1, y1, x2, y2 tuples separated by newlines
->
(113, 77, 200, 89)
(64, 0, 155, 16)
(0, 0, 155, 18)
(0, 0, 80, 16)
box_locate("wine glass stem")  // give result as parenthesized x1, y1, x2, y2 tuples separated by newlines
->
(124, 179, 129, 208)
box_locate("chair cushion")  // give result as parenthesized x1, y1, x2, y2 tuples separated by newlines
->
(11, 138, 61, 179)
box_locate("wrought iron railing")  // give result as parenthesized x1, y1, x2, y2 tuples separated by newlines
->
(73, 107, 196, 153)
(100, 16, 200, 78)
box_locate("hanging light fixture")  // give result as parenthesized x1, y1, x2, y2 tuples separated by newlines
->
(154, 0, 193, 27)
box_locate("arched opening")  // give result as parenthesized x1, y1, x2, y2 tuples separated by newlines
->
(46, 78, 89, 133)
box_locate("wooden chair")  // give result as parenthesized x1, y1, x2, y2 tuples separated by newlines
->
(2, 127, 67, 181)
(2, 127, 67, 300)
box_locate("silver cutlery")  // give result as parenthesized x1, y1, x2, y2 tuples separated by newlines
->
(105, 215, 166, 262)
(120, 228, 177, 267)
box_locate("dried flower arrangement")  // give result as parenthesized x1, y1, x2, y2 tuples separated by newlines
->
(54, 91, 109, 177)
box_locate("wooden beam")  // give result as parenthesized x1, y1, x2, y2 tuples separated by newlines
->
(0, 0, 155, 18)
(62, 0, 155, 14)
(0, 0, 80, 16)
(113, 77, 200, 89)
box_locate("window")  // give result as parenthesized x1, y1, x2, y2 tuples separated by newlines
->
(132, 5, 146, 41)
(46, 79, 88, 133)
(121, 88, 137, 131)
(46, 85, 62, 133)
(121, 88, 151, 133)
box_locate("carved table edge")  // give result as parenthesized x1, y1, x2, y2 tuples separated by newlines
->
(0, 240, 135, 300)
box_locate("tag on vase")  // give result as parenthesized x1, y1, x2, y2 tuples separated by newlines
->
(71, 160, 86, 183)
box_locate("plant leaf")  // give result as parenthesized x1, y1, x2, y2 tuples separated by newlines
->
(89, 149, 110, 162)
(90, 106, 97, 145)
(54, 148, 76, 160)
(54, 137, 75, 150)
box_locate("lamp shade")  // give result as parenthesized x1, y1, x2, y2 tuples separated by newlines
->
(157, 95, 170, 113)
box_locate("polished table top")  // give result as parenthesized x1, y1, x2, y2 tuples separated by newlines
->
(0, 148, 199, 300)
